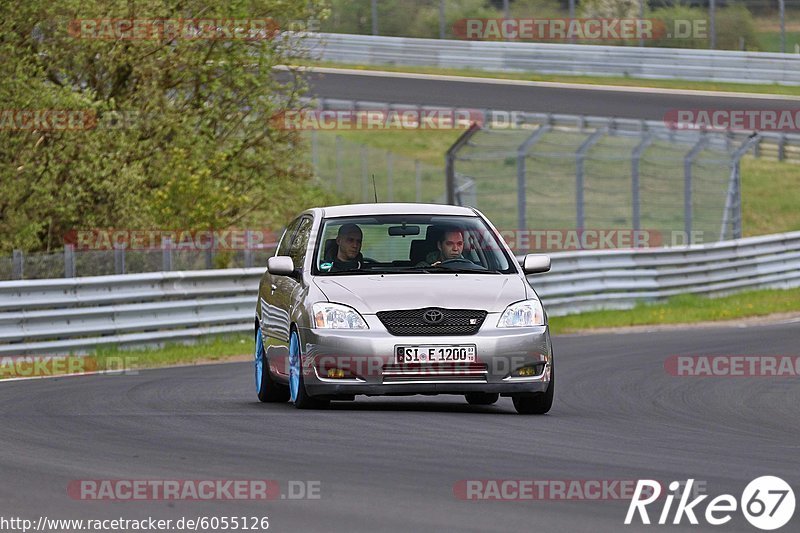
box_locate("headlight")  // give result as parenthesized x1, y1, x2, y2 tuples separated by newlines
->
(497, 299, 545, 327)
(312, 302, 368, 329)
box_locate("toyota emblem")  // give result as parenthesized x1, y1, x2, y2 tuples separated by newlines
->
(423, 309, 444, 324)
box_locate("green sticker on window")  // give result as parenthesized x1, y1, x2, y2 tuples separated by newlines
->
(321, 262, 333, 271)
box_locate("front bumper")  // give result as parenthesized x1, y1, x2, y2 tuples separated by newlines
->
(297, 313, 552, 398)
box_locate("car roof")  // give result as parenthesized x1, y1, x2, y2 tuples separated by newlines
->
(317, 203, 477, 218)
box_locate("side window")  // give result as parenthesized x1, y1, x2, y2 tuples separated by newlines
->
(288, 217, 313, 268)
(276, 218, 301, 257)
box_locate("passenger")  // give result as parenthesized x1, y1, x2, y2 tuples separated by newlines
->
(326, 223, 364, 272)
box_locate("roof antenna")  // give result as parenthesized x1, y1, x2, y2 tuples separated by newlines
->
(372, 174, 379, 203)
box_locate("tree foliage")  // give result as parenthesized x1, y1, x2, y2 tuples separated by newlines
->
(0, 0, 330, 253)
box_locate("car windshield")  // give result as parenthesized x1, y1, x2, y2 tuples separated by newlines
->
(313, 214, 515, 275)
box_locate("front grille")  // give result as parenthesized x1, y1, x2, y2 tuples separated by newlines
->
(377, 308, 487, 336)
(382, 362, 488, 383)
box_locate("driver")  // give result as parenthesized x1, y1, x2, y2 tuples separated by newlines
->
(327, 223, 364, 272)
(433, 228, 465, 266)
(418, 227, 469, 267)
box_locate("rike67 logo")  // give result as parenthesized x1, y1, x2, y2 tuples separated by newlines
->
(626, 477, 795, 530)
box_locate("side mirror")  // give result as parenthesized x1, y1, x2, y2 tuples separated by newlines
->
(522, 253, 551, 274)
(267, 256, 295, 277)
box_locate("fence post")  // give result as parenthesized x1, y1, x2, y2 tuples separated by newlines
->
(387, 151, 394, 201)
(335, 135, 343, 193)
(778, 134, 786, 161)
(445, 123, 481, 205)
(631, 133, 654, 232)
(516, 125, 552, 235)
(780, 0, 786, 53)
(684, 136, 708, 238)
(114, 245, 126, 275)
(311, 129, 319, 176)
(12, 249, 23, 280)
(415, 160, 422, 202)
(244, 231, 254, 268)
(575, 128, 607, 233)
(64, 244, 76, 278)
(638, 0, 645, 47)
(721, 134, 760, 241)
(709, 0, 716, 49)
(439, 0, 446, 39)
(361, 145, 369, 202)
(162, 237, 173, 271)
(205, 247, 213, 269)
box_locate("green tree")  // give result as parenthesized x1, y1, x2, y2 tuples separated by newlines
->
(0, 0, 330, 253)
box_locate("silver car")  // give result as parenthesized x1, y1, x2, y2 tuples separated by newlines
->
(254, 203, 554, 414)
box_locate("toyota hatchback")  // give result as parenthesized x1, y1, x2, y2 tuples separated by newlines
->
(255, 203, 553, 414)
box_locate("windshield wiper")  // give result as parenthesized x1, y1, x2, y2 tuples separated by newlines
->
(381, 265, 500, 274)
(369, 266, 435, 274)
(436, 267, 500, 274)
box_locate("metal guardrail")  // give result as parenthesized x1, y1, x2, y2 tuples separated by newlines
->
(301, 33, 800, 85)
(0, 269, 262, 355)
(537, 231, 800, 315)
(2, 231, 800, 355)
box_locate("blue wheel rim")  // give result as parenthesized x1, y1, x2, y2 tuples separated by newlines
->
(255, 328, 264, 393)
(289, 331, 300, 403)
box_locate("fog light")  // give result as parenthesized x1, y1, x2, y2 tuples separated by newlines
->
(514, 364, 545, 377)
(327, 368, 346, 379)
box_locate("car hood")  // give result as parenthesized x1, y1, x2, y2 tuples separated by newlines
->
(313, 274, 529, 314)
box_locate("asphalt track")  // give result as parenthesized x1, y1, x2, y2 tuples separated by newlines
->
(1, 319, 798, 532)
(295, 69, 800, 121)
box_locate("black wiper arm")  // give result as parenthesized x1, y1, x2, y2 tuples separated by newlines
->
(436, 267, 499, 274)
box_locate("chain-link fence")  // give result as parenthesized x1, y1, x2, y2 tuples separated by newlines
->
(308, 131, 446, 203)
(4, 247, 278, 281)
(447, 114, 760, 250)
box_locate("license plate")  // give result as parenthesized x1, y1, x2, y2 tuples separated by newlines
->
(395, 345, 476, 364)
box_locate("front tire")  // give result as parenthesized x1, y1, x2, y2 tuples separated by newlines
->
(255, 326, 289, 403)
(512, 364, 554, 415)
(288, 329, 329, 410)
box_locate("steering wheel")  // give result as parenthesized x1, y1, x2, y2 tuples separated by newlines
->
(441, 258, 473, 265)
(439, 258, 487, 270)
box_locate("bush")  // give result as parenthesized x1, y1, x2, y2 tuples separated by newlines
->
(714, 3, 760, 51)
(649, 3, 760, 50)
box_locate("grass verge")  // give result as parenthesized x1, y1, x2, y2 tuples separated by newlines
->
(0, 334, 251, 380)
(549, 287, 800, 334)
